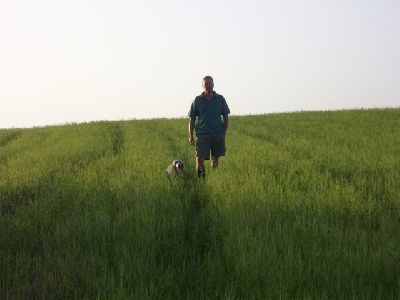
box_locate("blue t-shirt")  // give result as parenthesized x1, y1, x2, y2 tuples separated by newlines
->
(188, 91, 230, 134)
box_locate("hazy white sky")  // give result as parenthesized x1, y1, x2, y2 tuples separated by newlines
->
(1, 0, 399, 128)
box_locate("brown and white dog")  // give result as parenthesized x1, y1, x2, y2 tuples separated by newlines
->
(165, 160, 184, 177)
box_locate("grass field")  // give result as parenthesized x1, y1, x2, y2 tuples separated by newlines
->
(1, 108, 399, 298)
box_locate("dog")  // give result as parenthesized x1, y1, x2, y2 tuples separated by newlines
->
(165, 159, 184, 177)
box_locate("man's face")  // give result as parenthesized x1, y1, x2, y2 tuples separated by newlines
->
(202, 78, 214, 92)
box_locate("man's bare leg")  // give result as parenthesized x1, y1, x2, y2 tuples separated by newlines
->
(196, 157, 206, 178)
(211, 156, 219, 169)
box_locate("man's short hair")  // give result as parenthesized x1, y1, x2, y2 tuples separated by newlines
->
(202, 75, 213, 82)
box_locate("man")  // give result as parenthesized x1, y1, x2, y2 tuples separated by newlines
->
(188, 75, 230, 179)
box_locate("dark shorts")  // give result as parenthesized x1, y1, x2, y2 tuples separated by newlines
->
(196, 131, 226, 160)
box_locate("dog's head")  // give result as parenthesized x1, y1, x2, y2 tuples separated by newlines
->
(173, 160, 184, 172)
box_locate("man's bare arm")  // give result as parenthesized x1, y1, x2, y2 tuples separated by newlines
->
(223, 115, 229, 133)
(189, 118, 195, 145)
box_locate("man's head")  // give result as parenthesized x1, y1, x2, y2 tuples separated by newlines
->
(202, 75, 214, 92)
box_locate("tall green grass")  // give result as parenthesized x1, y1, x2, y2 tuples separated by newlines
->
(1, 109, 399, 298)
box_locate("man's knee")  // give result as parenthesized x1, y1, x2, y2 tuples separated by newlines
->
(211, 156, 219, 168)
(197, 157, 205, 164)
(196, 157, 206, 170)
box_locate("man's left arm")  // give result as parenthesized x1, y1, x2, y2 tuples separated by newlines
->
(222, 115, 229, 133)
(220, 95, 230, 133)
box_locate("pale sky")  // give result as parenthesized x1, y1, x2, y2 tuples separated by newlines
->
(1, 0, 399, 129)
